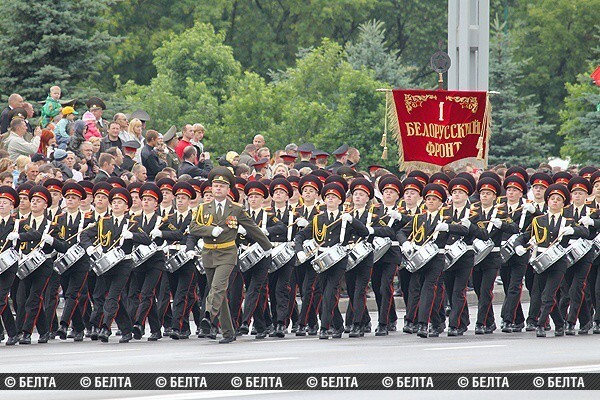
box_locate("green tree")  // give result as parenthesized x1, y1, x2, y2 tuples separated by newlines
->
(513, 0, 600, 152)
(0, 0, 116, 100)
(559, 72, 600, 164)
(487, 18, 552, 167)
(103, 0, 200, 89)
(346, 20, 414, 88)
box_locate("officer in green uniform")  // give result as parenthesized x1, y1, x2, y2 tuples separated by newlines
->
(190, 167, 271, 343)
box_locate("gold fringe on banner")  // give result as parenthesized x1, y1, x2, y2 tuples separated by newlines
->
(387, 91, 437, 173)
(477, 93, 492, 167)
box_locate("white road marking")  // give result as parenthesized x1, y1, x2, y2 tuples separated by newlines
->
(424, 344, 506, 351)
(100, 390, 298, 400)
(509, 364, 600, 373)
(197, 357, 298, 365)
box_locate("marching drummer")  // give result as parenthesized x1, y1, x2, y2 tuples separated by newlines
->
(50, 182, 96, 342)
(294, 174, 324, 337)
(499, 174, 540, 333)
(344, 178, 384, 338)
(10, 186, 60, 344)
(87, 181, 114, 341)
(267, 178, 296, 338)
(560, 176, 597, 335)
(81, 187, 151, 343)
(15, 182, 33, 220)
(371, 176, 411, 336)
(128, 181, 143, 216)
(151, 181, 197, 340)
(442, 178, 489, 337)
(514, 184, 588, 337)
(470, 175, 514, 334)
(236, 180, 286, 339)
(131, 183, 167, 341)
(0, 186, 21, 345)
(397, 183, 468, 338)
(294, 182, 369, 339)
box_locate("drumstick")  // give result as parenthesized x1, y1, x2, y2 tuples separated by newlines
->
(0, 239, 10, 253)
(64, 222, 98, 242)
(105, 220, 139, 252)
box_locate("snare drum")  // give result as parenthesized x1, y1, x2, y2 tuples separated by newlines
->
(165, 250, 194, 273)
(239, 242, 266, 272)
(473, 238, 495, 265)
(132, 243, 159, 268)
(270, 242, 295, 273)
(346, 242, 374, 271)
(444, 240, 469, 271)
(0, 248, 19, 275)
(311, 244, 347, 273)
(53, 245, 86, 275)
(500, 234, 522, 264)
(93, 248, 126, 276)
(17, 249, 47, 279)
(405, 242, 439, 273)
(566, 238, 593, 267)
(372, 237, 392, 263)
(531, 244, 567, 274)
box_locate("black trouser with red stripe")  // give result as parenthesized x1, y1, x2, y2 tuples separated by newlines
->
(398, 267, 412, 319)
(59, 267, 89, 332)
(0, 265, 18, 337)
(16, 263, 52, 335)
(297, 262, 321, 328)
(99, 267, 132, 335)
(90, 274, 107, 329)
(559, 259, 592, 326)
(242, 258, 269, 333)
(43, 270, 61, 333)
(444, 257, 473, 330)
(406, 255, 444, 326)
(318, 260, 346, 331)
(132, 265, 162, 333)
(430, 273, 447, 330)
(344, 256, 373, 327)
(472, 254, 500, 327)
(500, 255, 527, 325)
(156, 272, 172, 329)
(287, 266, 299, 326)
(537, 262, 566, 329)
(371, 260, 397, 326)
(227, 269, 244, 330)
(268, 259, 294, 326)
(168, 262, 196, 331)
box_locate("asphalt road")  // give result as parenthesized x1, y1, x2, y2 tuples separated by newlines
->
(3, 303, 600, 399)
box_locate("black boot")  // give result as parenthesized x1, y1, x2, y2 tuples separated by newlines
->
(349, 324, 361, 338)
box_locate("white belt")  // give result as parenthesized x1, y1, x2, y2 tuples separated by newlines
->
(491, 247, 501, 252)
(391, 241, 400, 246)
(500, 241, 507, 245)
(444, 245, 474, 251)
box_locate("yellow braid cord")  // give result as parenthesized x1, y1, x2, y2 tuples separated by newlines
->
(99, 218, 111, 247)
(313, 215, 326, 244)
(532, 217, 547, 244)
(412, 215, 425, 244)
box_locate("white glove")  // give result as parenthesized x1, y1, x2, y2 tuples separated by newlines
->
(387, 210, 402, 220)
(237, 225, 247, 235)
(7, 232, 19, 241)
(186, 250, 196, 259)
(491, 218, 502, 228)
(523, 203, 536, 213)
(297, 251, 307, 264)
(461, 218, 471, 228)
(86, 246, 97, 256)
(401, 241, 413, 254)
(261, 227, 269, 236)
(341, 213, 353, 223)
(121, 229, 133, 240)
(150, 228, 162, 238)
(515, 245, 527, 256)
(579, 216, 594, 227)
(559, 226, 575, 236)
(296, 217, 309, 228)
(435, 222, 449, 232)
(211, 226, 223, 237)
(42, 233, 53, 245)
(367, 226, 374, 235)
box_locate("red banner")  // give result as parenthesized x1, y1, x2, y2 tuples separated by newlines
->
(390, 89, 490, 167)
